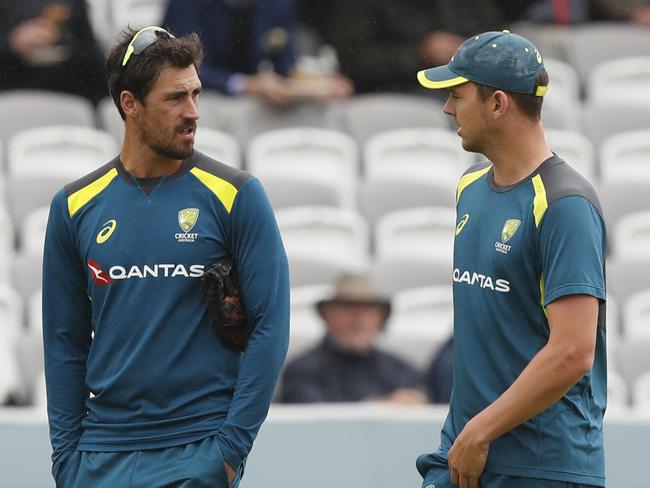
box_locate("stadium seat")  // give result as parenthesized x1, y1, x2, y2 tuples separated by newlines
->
(633, 371, 650, 410)
(581, 103, 650, 146)
(544, 129, 596, 181)
(358, 180, 456, 228)
(379, 286, 453, 369)
(614, 339, 650, 400)
(371, 258, 453, 296)
(0, 91, 95, 144)
(28, 289, 42, 336)
(375, 207, 456, 263)
(588, 57, 650, 108)
(14, 328, 44, 406)
(287, 285, 331, 361)
(613, 211, 650, 262)
(600, 182, 650, 238)
(566, 24, 650, 85)
(508, 23, 570, 63)
(624, 290, 650, 340)
(607, 370, 629, 410)
(0, 285, 24, 344)
(97, 97, 124, 143)
(0, 204, 15, 282)
(194, 128, 242, 168)
(262, 177, 340, 210)
(231, 97, 329, 146)
(276, 206, 370, 268)
(7, 126, 118, 180)
(364, 128, 474, 188)
(607, 260, 650, 308)
(288, 255, 366, 289)
(248, 128, 359, 208)
(326, 93, 448, 146)
(5, 176, 67, 233)
(10, 252, 42, 305)
(541, 58, 581, 131)
(600, 130, 650, 183)
(606, 295, 621, 348)
(109, 0, 167, 39)
(0, 326, 21, 405)
(20, 207, 49, 255)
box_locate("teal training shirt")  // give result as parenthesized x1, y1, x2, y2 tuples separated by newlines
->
(435, 155, 607, 486)
(42, 151, 289, 475)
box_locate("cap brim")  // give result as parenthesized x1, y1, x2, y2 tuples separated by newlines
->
(417, 65, 469, 90)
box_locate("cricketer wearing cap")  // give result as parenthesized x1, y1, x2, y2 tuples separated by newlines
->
(414, 31, 607, 488)
(42, 27, 289, 487)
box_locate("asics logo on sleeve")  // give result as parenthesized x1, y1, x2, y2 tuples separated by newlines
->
(96, 220, 117, 244)
(456, 213, 470, 236)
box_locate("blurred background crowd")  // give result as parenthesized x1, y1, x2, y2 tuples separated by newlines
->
(0, 0, 649, 414)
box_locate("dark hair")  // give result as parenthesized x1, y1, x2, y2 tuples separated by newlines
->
(475, 69, 549, 121)
(105, 28, 203, 120)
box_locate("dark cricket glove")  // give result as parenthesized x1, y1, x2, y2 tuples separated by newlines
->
(201, 258, 250, 352)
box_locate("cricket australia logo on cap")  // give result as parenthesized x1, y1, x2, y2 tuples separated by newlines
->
(495, 218, 521, 254)
(176, 208, 200, 243)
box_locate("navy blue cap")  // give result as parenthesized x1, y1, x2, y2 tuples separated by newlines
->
(417, 30, 548, 97)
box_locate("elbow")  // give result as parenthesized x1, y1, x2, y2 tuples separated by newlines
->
(559, 346, 595, 379)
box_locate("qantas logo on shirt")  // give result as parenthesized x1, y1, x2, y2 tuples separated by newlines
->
(453, 268, 510, 293)
(87, 260, 113, 285)
(87, 260, 205, 284)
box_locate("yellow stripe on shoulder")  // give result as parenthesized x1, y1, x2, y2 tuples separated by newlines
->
(68, 168, 118, 217)
(456, 165, 492, 204)
(532, 174, 548, 227)
(190, 167, 238, 213)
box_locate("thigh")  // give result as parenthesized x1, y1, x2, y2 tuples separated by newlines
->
(59, 451, 138, 488)
(133, 435, 232, 488)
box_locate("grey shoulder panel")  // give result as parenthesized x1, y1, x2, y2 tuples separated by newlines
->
(64, 159, 118, 197)
(191, 150, 251, 190)
(537, 157, 603, 215)
(461, 160, 492, 177)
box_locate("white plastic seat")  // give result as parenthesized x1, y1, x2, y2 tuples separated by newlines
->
(0, 285, 24, 344)
(589, 57, 650, 108)
(8, 126, 118, 180)
(288, 255, 366, 289)
(326, 93, 448, 146)
(371, 258, 453, 296)
(0, 327, 21, 404)
(364, 128, 474, 188)
(582, 104, 650, 147)
(544, 129, 596, 181)
(624, 289, 650, 340)
(0, 205, 15, 282)
(541, 58, 581, 130)
(607, 370, 629, 409)
(614, 211, 650, 262)
(28, 289, 42, 336)
(633, 371, 650, 410)
(276, 206, 370, 268)
(379, 286, 453, 369)
(194, 128, 241, 168)
(248, 128, 359, 208)
(375, 207, 456, 263)
(600, 130, 650, 183)
(20, 207, 50, 255)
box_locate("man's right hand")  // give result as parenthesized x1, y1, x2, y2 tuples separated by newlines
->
(9, 18, 58, 59)
(243, 73, 295, 106)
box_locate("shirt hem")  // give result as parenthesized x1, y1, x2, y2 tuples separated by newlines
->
(485, 462, 605, 487)
(77, 429, 221, 452)
(545, 283, 606, 305)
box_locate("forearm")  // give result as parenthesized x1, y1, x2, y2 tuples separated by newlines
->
(469, 342, 591, 443)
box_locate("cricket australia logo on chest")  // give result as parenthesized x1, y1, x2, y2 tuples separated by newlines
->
(495, 218, 521, 254)
(176, 208, 200, 243)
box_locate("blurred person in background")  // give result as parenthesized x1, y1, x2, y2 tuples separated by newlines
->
(0, 0, 105, 103)
(280, 274, 427, 405)
(591, 0, 650, 25)
(319, 0, 504, 95)
(425, 336, 454, 404)
(162, 0, 352, 106)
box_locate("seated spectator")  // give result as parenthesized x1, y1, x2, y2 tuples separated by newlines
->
(591, 0, 650, 26)
(162, 0, 352, 106)
(321, 0, 504, 95)
(280, 274, 427, 404)
(0, 0, 106, 103)
(424, 336, 453, 404)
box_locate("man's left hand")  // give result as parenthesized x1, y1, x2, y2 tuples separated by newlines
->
(447, 419, 489, 488)
(225, 461, 236, 485)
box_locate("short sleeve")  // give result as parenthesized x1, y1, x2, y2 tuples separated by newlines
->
(537, 196, 607, 306)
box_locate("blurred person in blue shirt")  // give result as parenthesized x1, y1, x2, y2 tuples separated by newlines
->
(163, 0, 352, 106)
